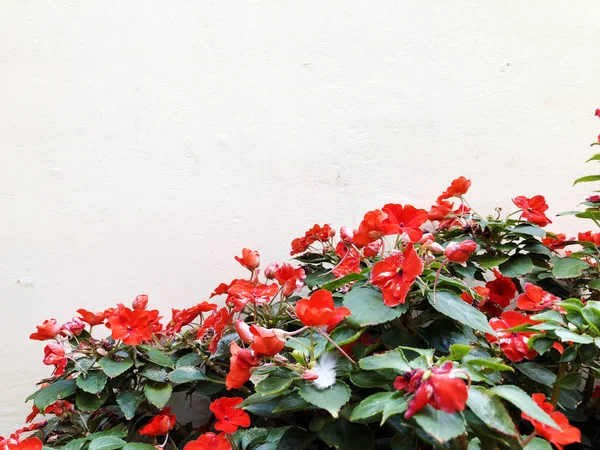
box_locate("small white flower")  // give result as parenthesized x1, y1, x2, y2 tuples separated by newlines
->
(311, 351, 339, 390)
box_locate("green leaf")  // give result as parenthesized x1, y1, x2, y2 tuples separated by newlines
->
(328, 325, 364, 349)
(322, 272, 367, 291)
(552, 257, 589, 279)
(319, 419, 374, 450)
(515, 363, 557, 387)
(117, 391, 142, 420)
(586, 153, 600, 163)
(34, 379, 76, 411)
(88, 437, 125, 450)
(582, 303, 600, 333)
(490, 385, 558, 429)
(83, 425, 128, 440)
(256, 376, 293, 395)
(477, 255, 510, 269)
(554, 372, 582, 389)
(298, 381, 351, 418)
(273, 392, 311, 413)
(123, 445, 158, 450)
(574, 174, 600, 185)
(499, 254, 533, 277)
(344, 287, 405, 327)
(139, 365, 168, 382)
(76, 389, 109, 411)
(555, 328, 593, 344)
(195, 380, 226, 396)
(143, 382, 172, 409)
(167, 366, 206, 384)
(349, 370, 394, 388)
(428, 290, 495, 335)
(176, 352, 203, 368)
(98, 357, 134, 378)
(589, 278, 600, 290)
(76, 371, 108, 394)
(449, 344, 472, 361)
(359, 348, 411, 373)
(464, 357, 513, 372)
(524, 437, 553, 450)
(304, 270, 336, 288)
(413, 405, 466, 444)
(350, 392, 398, 421)
(381, 395, 408, 425)
(138, 346, 175, 369)
(512, 224, 547, 237)
(63, 439, 86, 450)
(466, 386, 518, 437)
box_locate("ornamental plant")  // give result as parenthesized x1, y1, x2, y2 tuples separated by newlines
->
(6, 115, 600, 450)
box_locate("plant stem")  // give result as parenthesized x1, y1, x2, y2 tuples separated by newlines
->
(315, 328, 357, 365)
(551, 364, 567, 407)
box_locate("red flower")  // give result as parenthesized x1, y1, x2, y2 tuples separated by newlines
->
(77, 309, 106, 326)
(183, 433, 231, 450)
(370, 244, 424, 306)
(522, 394, 581, 450)
(353, 210, 387, 247)
(333, 243, 361, 278)
(512, 195, 552, 227)
(0, 436, 43, 450)
(43, 344, 67, 376)
(428, 200, 454, 221)
(485, 269, 517, 308)
(394, 362, 468, 419)
(437, 176, 472, 201)
(226, 280, 279, 311)
(105, 305, 153, 346)
(290, 224, 334, 255)
(586, 195, 600, 203)
(542, 233, 570, 250)
(517, 283, 561, 311)
(198, 308, 234, 354)
(139, 407, 177, 436)
(274, 263, 306, 297)
(578, 231, 600, 245)
(295, 289, 351, 328)
(362, 239, 382, 258)
(225, 341, 260, 390)
(380, 204, 428, 241)
(595, 109, 600, 118)
(486, 311, 539, 362)
(460, 286, 490, 307)
(234, 248, 260, 270)
(132, 294, 148, 310)
(210, 397, 251, 434)
(29, 319, 60, 341)
(249, 325, 286, 356)
(444, 240, 477, 264)
(167, 302, 217, 334)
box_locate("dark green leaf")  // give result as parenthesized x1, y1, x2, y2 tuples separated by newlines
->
(555, 328, 593, 344)
(138, 346, 175, 369)
(117, 391, 141, 420)
(499, 254, 533, 277)
(88, 437, 125, 450)
(123, 445, 158, 450)
(76, 389, 109, 411)
(359, 348, 411, 373)
(466, 386, 518, 437)
(349, 392, 397, 421)
(477, 255, 510, 269)
(167, 366, 206, 384)
(524, 438, 553, 450)
(515, 363, 556, 387)
(512, 224, 546, 237)
(298, 381, 351, 418)
(34, 379, 76, 411)
(413, 405, 466, 444)
(319, 419, 374, 450)
(322, 273, 367, 291)
(256, 376, 293, 395)
(344, 287, 405, 327)
(490, 385, 558, 429)
(98, 357, 134, 378)
(554, 372, 582, 389)
(76, 370, 108, 394)
(143, 382, 172, 409)
(176, 353, 203, 368)
(428, 290, 495, 335)
(448, 344, 472, 361)
(139, 365, 168, 382)
(552, 257, 589, 279)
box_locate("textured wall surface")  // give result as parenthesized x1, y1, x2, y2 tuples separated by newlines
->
(1, 1, 600, 433)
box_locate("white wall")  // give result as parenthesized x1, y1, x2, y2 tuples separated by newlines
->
(1, 1, 600, 433)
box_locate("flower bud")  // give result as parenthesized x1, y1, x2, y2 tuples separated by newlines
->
(235, 248, 260, 270)
(428, 242, 445, 254)
(444, 240, 477, 264)
(302, 370, 319, 381)
(132, 294, 148, 310)
(235, 320, 254, 344)
(340, 226, 354, 243)
(264, 262, 282, 279)
(419, 233, 435, 244)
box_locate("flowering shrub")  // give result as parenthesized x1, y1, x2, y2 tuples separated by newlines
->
(6, 116, 600, 450)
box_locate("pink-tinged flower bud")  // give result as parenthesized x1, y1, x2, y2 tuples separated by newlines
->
(96, 348, 108, 356)
(445, 240, 477, 264)
(423, 252, 436, 264)
(363, 239, 382, 257)
(235, 320, 254, 344)
(133, 294, 149, 310)
(428, 242, 445, 254)
(235, 248, 260, 270)
(419, 233, 435, 244)
(302, 370, 319, 381)
(264, 262, 282, 279)
(60, 318, 85, 337)
(340, 226, 354, 243)
(43, 344, 65, 366)
(273, 354, 288, 363)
